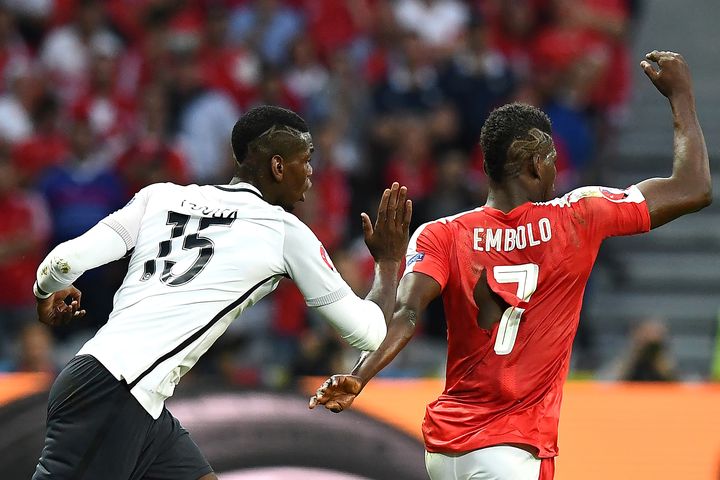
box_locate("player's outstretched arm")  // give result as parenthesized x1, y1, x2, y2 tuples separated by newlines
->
(636, 51, 712, 229)
(34, 186, 151, 326)
(362, 182, 413, 323)
(34, 222, 128, 326)
(286, 183, 411, 351)
(309, 272, 440, 412)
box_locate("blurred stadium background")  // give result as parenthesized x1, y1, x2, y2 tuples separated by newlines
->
(0, 0, 718, 479)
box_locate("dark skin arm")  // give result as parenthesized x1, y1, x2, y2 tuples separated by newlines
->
(636, 51, 712, 229)
(362, 182, 413, 323)
(309, 272, 440, 412)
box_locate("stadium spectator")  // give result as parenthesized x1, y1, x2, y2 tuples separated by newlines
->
(438, 16, 515, 151)
(291, 326, 345, 377)
(199, 5, 261, 109)
(0, 323, 58, 375)
(415, 150, 479, 223)
(37, 118, 124, 245)
(0, 5, 31, 93)
(115, 6, 174, 97)
(484, 0, 543, 79)
(11, 94, 69, 186)
(39, 0, 121, 102)
(253, 65, 302, 114)
(393, 0, 469, 57)
(551, 0, 633, 118)
(116, 139, 189, 198)
(0, 57, 40, 143)
(322, 50, 371, 151)
(228, 0, 304, 67)
(71, 39, 136, 155)
(383, 119, 437, 210)
(362, 1, 403, 86)
(168, 50, 239, 184)
(604, 319, 677, 381)
(115, 85, 189, 196)
(301, 0, 372, 63)
(284, 36, 330, 123)
(0, 146, 50, 355)
(372, 30, 444, 116)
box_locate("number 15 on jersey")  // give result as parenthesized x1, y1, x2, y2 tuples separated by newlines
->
(142, 211, 236, 286)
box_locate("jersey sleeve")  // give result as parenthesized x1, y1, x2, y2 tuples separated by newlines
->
(403, 220, 452, 290)
(315, 294, 387, 351)
(282, 215, 351, 307)
(34, 222, 128, 298)
(100, 185, 154, 252)
(564, 185, 651, 241)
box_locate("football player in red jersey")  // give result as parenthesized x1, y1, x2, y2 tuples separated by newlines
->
(310, 51, 711, 479)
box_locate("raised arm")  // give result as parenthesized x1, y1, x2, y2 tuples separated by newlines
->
(636, 51, 712, 229)
(309, 272, 440, 413)
(361, 182, 413, 323)
(292, 183, 412, 351)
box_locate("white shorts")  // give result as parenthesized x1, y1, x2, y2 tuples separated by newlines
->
(425, 445, 541, 480)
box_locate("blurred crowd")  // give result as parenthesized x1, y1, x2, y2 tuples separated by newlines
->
(0, 0, 646, 386)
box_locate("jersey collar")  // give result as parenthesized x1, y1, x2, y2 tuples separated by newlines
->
(479, 202, 533, 219)
(214, 182, 264, 199)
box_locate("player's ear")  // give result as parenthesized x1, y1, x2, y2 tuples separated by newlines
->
(270, 155, 284, 182)
(529, 153, 542, 180)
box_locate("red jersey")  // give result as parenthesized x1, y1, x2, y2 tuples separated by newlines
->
(404, 185, 651, 457)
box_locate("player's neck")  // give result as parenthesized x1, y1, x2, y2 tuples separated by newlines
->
(485, 183, 538, 213)
(229, 176, 257, 188)
(230, 174, 283, 206)
(229, 174, 266, 195)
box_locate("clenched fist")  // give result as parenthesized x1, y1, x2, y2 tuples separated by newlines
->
(640, 50, 693, 100)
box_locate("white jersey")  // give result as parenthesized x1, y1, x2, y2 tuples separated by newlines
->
(75, 182, 356, 417)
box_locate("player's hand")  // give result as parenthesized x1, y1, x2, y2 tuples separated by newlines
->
(308, 374, 363, 413)
(640, 51, 693, 100)
(363, 182, 412, 264)
(36, 285, 86, 326)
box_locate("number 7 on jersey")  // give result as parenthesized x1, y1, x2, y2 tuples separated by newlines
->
(491, 264, 539, 355)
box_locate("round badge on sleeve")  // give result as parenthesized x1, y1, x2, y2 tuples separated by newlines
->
(599, 187, 628, 201)
(320, 246, 335, 271)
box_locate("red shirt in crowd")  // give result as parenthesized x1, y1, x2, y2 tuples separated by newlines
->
(404, 185, 650, 457)
(12, 133, 69, 184)
(0, 191, 50, 307)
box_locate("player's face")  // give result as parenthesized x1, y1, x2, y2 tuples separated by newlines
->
(279, 147, 313, 211)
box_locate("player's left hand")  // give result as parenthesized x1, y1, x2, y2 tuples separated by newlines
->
(308, 374, 363, 413)
(363, 182, 412, 265)
(36, 285, 86, 326)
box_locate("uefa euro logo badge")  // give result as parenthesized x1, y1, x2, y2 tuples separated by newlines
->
(406, 252, 425, 267)
(599, 187, 629, 201)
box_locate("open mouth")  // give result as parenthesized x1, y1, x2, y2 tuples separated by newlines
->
(301, 180, 312, 200)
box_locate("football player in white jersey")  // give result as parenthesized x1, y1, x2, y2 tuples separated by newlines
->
(31, 106, 413, 480)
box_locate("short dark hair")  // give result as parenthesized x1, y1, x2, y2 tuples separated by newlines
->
(480, 103, 552, 183)
(231, 106, 309, 164)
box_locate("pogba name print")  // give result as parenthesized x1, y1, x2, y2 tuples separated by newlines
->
(181, 200, 239, 219)
(473, 218, 552, 252)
